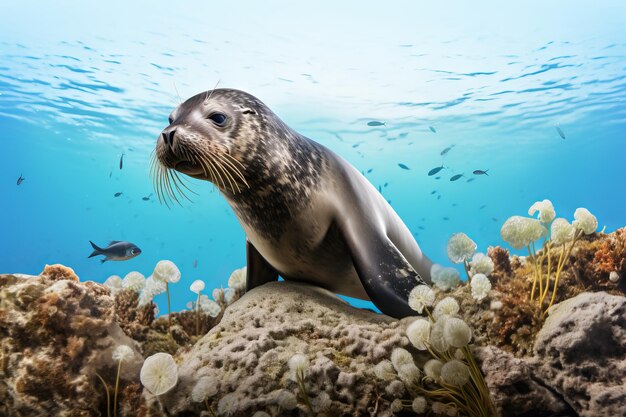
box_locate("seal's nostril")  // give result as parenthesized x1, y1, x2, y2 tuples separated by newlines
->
(168, 129, 177, 146)
(161, 132, 169, 145)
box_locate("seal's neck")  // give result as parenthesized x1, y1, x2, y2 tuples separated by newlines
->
(221, 127, 327, 241)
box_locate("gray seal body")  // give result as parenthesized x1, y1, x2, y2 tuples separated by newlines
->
(154, 89, 433, 318)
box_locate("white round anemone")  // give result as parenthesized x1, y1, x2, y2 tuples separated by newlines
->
(447, 233, 477, 263)
(433, 297, 460, 321)
(443, 317, 472, 348)
(406, 318, 431, 350)
(390, 348, 421, 383)
(224, 288, 237, 305)
(441, 359, 470, 386)
(198, 295, 221, 317)
(138, 276, 166, 307)
(528, 199, 556, 224)
(123, 272, 146, 292)
(573, 208, 598, 235)
(391, 399, 403, 413)
(104, 275, 123, 292)
(152, 260, 181, 283)
(551, 218, 576, 246)
(408, 285, 435, 314)
(218, 393, 242, 415)
(469, 253, 494, 277)
(288, 354, 310, 380)
(430, 318, 450, 353)
(228, 267, 246, 291)
(431, 264, 461, 291)
(191, 376, 218, 403)
(501, 216, 548, 249)
(140, 352, 178, 396)
(275, 390, 297, 410)
(412, 396, 427, 413)
(423, 359, 443, 380)
(470, 274, 492, 301)
(112, 345, 134, 362)
(190, 279, 205, 294)
(212, 288, 225, 303)
(374, 360, 396, 381)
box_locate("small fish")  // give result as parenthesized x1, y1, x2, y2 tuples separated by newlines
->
(452, 203, 458, 207)
(429, 126, 437, 133)
(384, 182, 389, 187)
(450, 174, 464, 182)
(352, 143, 360, 148)
(142, 193, 153, 201)
(88, 240, 141, 263)
(16, 174, 25, 185)
(119, 153, 124, 170)
(418, 226, 425, 230)
(367, 121, 385, 127)
(555, 126, 565, 139)
(440, 145, 455, 156)
(430, 190, 437, 195)
(193, 259, 198, 268)
(367, 168, 373, 173)
(473, 169, 489, 176)
(479, 204, 487, 210)
(399, 132, 408, 138)
(109, 171, 112, 178)
(378, 185, 382, 192)
(114, 192, 123, 197)
(492, 217, 499, 222)
(428, 165, 444, 176)
(466, 178, 476, 183)
(437, 195, 441, 200)
(435, 176, 441, 180)
(442, 216, 450, 221)
(398, 163, 410, 170)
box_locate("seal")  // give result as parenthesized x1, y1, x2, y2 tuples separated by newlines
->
(152, 89, 433, 318)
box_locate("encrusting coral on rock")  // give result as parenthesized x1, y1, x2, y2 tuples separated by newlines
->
(0, 224, 625, 416)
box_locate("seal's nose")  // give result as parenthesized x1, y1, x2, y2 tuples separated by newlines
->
(161, 128, 177, 147)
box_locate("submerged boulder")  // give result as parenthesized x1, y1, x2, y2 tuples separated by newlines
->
(161, 281, 409, 416)
(531, 291, 626, 417)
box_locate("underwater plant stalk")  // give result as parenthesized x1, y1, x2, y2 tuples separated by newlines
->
(204, 399, 216, 417)
(532, 241, 543, 302)
(95, 372, 111, 417)
(539, 243, 553, 306)
(195, 292, 201, 336)
(546, 230, 582, 312)
(296, 370, 314, 416)
(527, 245, 539, 301)
(113, 360, 122, 417)
(166, 282, 172, 334)
(463, 259, 472, 282)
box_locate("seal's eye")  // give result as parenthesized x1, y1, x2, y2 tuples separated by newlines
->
(208, 112, 227, 126)
(168, 116, 173, 124)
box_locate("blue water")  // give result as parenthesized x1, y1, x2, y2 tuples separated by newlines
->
(2, 1, 625, 314)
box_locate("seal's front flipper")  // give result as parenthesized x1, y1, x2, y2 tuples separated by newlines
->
(339, 221, 426, 318)
(246, 239, 279, 292)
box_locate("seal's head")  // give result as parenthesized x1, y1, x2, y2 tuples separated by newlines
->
(152, 88, 271, 204)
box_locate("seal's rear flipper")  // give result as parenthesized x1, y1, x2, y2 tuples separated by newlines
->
(339, 220, 426, 319)
(246, 239, 279, 292)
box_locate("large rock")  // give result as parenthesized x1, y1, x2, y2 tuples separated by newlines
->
(0, 269, 144, 417)
(162, 281, 411, 416)
(475, 346, 571, 417)
(532, 291, 626, 417)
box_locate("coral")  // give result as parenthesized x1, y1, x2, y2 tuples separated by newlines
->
(532, 291, 626, 417)
(487, 246, 512, 276)
(0, 273, 143, 416)
(39, 263, 79, 282)
(114, 289, 155, 341)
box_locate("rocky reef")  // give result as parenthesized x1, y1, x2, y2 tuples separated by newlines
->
(1, 228, 625, 417)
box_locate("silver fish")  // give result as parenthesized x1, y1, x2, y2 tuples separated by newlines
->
(88, 240, 141, 263)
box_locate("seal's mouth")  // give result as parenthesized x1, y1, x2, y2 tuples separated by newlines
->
(174, 161, 204, 177)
